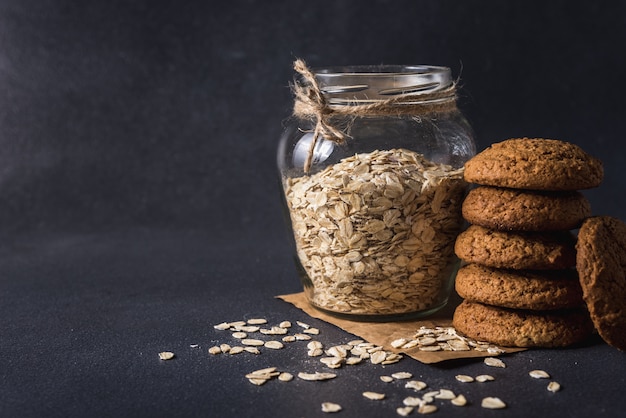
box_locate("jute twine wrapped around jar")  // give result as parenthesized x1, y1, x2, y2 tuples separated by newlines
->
(291, 59, 459, 172)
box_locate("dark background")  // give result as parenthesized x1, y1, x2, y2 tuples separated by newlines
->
(1, 1, 625, 417)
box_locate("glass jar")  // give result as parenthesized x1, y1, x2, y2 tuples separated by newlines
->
(277, 61, 476, 321)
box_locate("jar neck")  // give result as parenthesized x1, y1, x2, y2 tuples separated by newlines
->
(311, 65, 456, 107)
(290, 59, 459, 172)
(292, 61, 458, 118)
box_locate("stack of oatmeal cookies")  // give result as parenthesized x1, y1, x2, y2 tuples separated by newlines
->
(451, 138, 603, 348)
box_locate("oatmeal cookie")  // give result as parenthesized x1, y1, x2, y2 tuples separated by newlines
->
(463, 138, 603, 191)
(462, 186, 591, 231)
(455, 225, 576, 270)
(452, 300, 594, 348)
(455, 264, 584, 310)
(576, 216, 626, 351)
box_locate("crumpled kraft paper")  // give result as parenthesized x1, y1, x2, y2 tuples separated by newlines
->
(277, 292, 525, 364)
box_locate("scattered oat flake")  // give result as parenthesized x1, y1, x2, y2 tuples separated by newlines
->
(208, 346, 222, 355)
(244, 347, 261, 354)
(303, 327, 320, 335)
(382, 353, 403, 364)
(482, 397, 506, 409)
(282, 335, 296, 343)
(236, 325, 260, 333)
(297, 321, 311, 329)
(455, 374, 474, 383)
(423, 390, 439, 400)
(391, 372, 412, 380)
(213, 322, 231, 330)
(448, 340, 470, 351)
(403, 396, 422, 407)
(476, 374, 495, 382)
(279, 321, 292, 328)
(435, 389, 456, 400)
(248, 367, 277, 376)
(294, 333, 312, 341)
(391, 338, 408, 348)
(232, 332, 248, 339)
(418, 337, 437, 346)
(529, 369, 551, 379)
(308, 348, 324, 357)
(419, 345, 441, 352)
(320, 357, 344, 368)
(451, 394, 467, 406)
(326, 345, 348, 358)
(298, 372, 337, 381)
(248, 378, 267, 386)
(307, 341, 324, 350)
(380, 375, 394, 383)
(488, 346, 505, 354)
(417, 404, 438, 414)
(260, 327, 288, 335)
(370, 351, 387, 364)
(397, 406, 414, 416)
(264, 341, 284, 350)
(363, 391, 385, 400)
(278, 372, 294, 382)
(247, 318, 267, 325)
(484, 357, 506, 368)
(229, 346, 244, 354)
(345, 357, 363, 365)
(401, 340, 419, 349)
(321, 402, 342, 413)
(245, 370, 279, 383)
(405, 380, 427, 391)
(219, 344, 231, 353)
(158, 351, 175, 360)
(547, 381, 561, 392)
(241, 339, 264, 346)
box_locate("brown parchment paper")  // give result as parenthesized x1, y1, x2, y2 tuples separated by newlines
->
(277, 292, 525, 364)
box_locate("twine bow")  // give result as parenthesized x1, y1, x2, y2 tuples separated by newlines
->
(292, 59, 349, 172)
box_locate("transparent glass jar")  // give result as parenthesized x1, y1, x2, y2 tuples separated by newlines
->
(277, 63, 476, 321)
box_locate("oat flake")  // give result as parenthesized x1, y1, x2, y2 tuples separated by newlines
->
(529, 369, 551, 379)
(321, 402, 342, 413)
(362, 391, 385, 400)
(158, 351, 175, 361)
(482, 397, 506, 409)
(547, 381, 561, 392)
(417, 404, 438, 414)
(451, 394, 467, 406)
(397, 406, 414, 416)
(484, 357, 506, 368)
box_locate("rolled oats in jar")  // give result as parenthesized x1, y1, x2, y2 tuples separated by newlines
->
(277, 60, 476, 320)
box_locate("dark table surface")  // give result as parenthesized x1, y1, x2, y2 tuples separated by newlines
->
(3, 227, 626, 418)
(1, 1, 626, 417)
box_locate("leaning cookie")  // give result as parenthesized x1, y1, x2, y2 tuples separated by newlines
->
(464, 138, 603, 191)
(455, 264, 584, 310)
(452, 300, 594, 348)
(462, 186, 591, 231)
(455, 225, 576, 270)
(576, 216, 626, 351)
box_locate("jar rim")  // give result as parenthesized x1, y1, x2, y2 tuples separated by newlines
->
(314, 64, 450, 76)
(306, 65, 454, 103)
